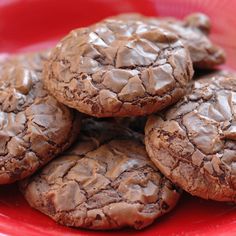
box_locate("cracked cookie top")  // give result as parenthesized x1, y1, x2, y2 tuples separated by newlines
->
(43, 18, 193, 117)
(0, 52, 80, 184)
(145, 71, 236, 202)
(19, 119, 181, 230)
(114, 13, 225, 69)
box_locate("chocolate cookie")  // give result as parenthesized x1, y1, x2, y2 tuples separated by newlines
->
(15, 50, 50, 72)
(44, 18, 193, 117)
(145, 72, 236, 202)
(0, 53, 80, 184)
(114, 13, 225, 69)
(20, 119, 181, 230)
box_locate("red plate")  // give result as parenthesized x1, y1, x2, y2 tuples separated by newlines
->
(0, 0, 236, 235)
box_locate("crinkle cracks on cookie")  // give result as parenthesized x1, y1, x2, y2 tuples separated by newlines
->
(20, 119, 181, 230)
(0, 52, 80, 184)
(44, 18, 193, 117)
(145, 72, 236, 202)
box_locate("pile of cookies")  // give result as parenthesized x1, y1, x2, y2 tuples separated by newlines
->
(0, 12, 234, 230)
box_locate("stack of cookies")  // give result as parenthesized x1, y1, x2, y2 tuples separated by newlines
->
(0, 12, 234, 230)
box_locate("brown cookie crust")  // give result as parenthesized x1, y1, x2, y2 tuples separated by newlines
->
(14, 50, 50, 72)
(145, 72, 236, 202)
(44, 18, 193, 117)
(114, 13, 225, 69)
(20, 119, 181, 230)
(0, 52, 80, 184)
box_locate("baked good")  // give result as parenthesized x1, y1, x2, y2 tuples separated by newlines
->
(20, 119, 181, 230)
(145, 72, 236, 202)
(114, 13, 225, 69)
(43, 18, 193, 117)
(16, 50, 50, 72)
(0, 52, 80, 184)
